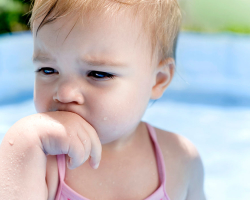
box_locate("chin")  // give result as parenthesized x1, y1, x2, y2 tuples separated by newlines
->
(98, 132, 122, 145)
(99, 136, 115, 145)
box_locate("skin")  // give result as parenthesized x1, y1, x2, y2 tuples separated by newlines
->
(0, 8, 206, 200)
(33, 11, 159, 150)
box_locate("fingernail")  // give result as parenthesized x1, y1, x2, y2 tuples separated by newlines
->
(89, 157, 99, 169)
(93, 162, 99, 169)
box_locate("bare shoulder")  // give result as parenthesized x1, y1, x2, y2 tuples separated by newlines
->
(154, 127, 201, 163)
(154, 127, 206, 200)
(45, 155, 59, 200)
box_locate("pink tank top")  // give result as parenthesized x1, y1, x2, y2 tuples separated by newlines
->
(55, 123, 170, 200)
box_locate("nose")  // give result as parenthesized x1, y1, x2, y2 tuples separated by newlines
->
(53, 78, 84, 105)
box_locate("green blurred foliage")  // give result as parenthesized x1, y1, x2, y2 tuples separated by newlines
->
(180, 0, 250, 34)
(0, 0, 32, 34)
(0, 0, 250, 34)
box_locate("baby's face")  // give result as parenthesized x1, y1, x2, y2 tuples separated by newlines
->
(33, 10, 158, 145)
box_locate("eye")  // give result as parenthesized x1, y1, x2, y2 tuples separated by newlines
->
(87, 71, 115, 80)
(35, 67, 58, 75)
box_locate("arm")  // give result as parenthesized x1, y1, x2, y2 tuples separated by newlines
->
(0, 117, 48, 200)
(0, 111, 102, 200)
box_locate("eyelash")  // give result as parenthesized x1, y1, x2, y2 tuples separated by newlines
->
(87, 71, 115, 80)
(35, 67, 115, 80)
(35, 67, 58, 75)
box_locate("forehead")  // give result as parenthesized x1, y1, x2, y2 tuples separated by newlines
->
(33, 10, 152, 62)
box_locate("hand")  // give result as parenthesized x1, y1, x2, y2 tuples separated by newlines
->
(37, 111, 102, 169)
(7, 111, 102, 169)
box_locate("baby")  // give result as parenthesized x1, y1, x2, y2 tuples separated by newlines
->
(0, 0, 206, 200)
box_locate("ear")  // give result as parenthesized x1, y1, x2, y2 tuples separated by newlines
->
(151, 57, 175, 100)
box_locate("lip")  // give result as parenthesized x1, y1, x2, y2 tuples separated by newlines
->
(57, 109, 81, 116)
(54, 107, 84, 119)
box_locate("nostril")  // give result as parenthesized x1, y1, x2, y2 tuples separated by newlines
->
(75, 95, 84, 105)
(53, 92, 84, 105)
(53, 96, 60, 103)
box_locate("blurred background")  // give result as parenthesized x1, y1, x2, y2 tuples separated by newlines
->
(0, 0, 250, 199)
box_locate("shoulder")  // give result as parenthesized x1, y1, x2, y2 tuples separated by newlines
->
(153, 126, 206, 200)
(154, 126, 201, 166)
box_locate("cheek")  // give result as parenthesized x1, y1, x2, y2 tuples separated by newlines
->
(34, 80, 53, 112)
(93, 79, 151, 127)
(92, 84, 150, 144)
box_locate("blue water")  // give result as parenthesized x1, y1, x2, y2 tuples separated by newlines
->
(0, 31, 250, 200)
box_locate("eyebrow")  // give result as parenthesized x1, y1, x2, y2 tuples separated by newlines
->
(33, 55, 126, 67)
(32, 56, 56, 64)
(78, 55, 126, 67)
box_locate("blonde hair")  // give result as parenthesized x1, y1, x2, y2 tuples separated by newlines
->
(29, 0, 181, 59)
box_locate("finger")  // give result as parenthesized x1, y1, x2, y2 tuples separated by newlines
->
(76, 129, 91, 164)
(81, 124, 102, 169)
(89, 134, 102, 169)
(67, 131, 86, 169)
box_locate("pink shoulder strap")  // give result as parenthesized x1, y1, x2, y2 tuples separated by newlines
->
(145, 123, 168, 198)
(57, 154, 66, 181)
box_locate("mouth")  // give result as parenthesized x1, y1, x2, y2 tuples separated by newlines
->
(51, 108, 83, 118)
(57, 109, 80, 115)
